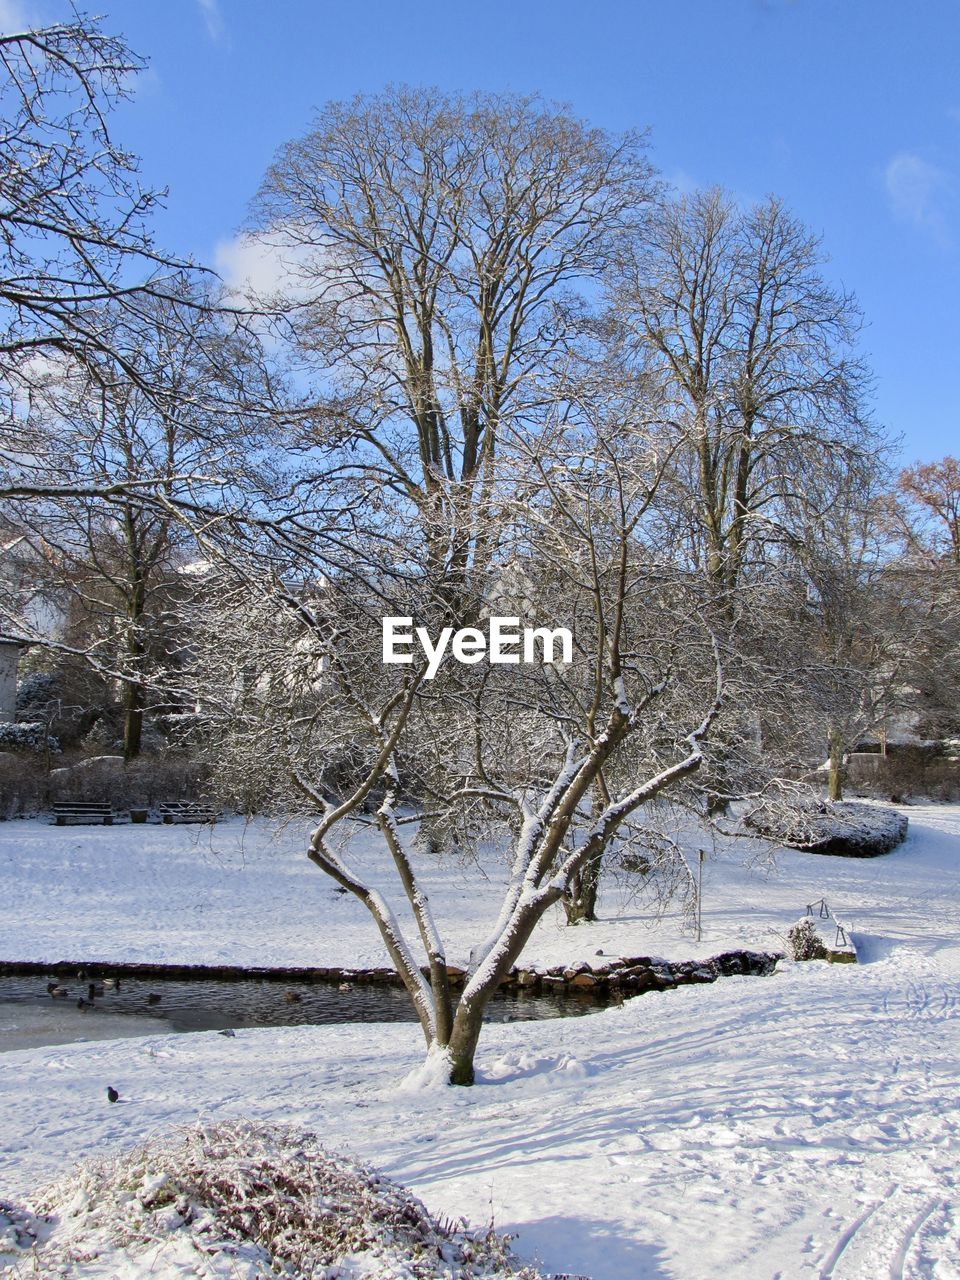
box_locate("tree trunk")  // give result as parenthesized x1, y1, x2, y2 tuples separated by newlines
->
(446, 996, 484, 1086)
(563, 775, 611, 924)
(122, 575, 147, 763)
(443, 881, 569, 1085)
(123, 680, 143, 762)
(827, 726, 844, 802)
(563, 853, 601, 923)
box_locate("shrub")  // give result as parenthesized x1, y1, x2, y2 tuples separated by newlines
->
(13, 1120, 544, 1279)
(746, 797, 907, 857)
(15, 671, 59, 715)
(47, 754, 211, 808)
(846, 748, 960, 803)
(0, 753, 48, 818)
(786, 917, 828, 961)
(0, 721, 59, 754)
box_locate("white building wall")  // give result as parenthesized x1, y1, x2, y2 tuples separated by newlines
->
(0, 644, 20, 722)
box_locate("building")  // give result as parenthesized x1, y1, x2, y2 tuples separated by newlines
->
(0, 638, 27, 723)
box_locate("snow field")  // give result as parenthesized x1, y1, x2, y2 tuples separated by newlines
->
(0, 805, 957, 973)
(0, 805, 958, 1277)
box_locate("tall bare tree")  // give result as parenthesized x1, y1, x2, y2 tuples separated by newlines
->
(249, 87, 654, 611)
(890, 458, 960, 739)
(613, 188, 876, 607)
(770, 467, 933, 800)
(897, 456, 960, 566)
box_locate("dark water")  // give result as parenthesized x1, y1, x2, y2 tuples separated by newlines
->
(0, 973, 610, 1051)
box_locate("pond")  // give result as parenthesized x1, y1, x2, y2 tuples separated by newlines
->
(0, 971, 614, 1053)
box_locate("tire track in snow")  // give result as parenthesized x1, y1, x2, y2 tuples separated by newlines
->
(887, 1197, 943, 1280)
(817, 1184, 896, 1279)
(818, 1185, 950, 1280)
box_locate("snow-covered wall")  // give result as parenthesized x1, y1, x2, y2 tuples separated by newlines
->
(0, 643, 20, 722)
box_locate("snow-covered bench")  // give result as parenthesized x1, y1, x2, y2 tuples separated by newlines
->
(51, 801, 114, 826)
(158, 802, 220, 825)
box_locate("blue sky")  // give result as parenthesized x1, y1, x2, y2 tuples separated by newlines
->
(6, 0, 959, 462)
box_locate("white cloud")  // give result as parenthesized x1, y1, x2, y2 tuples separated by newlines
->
(664, 169, 700, 197)
(197, 0, 226, 44)
(884, 152, 953, 245)
(214, 230, 313, 304)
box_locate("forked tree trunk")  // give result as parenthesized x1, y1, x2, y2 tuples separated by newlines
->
(563, 775, 610, 924)
(442, 888, 564, 1085)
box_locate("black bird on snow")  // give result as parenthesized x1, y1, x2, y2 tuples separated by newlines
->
(77, 997, 89, 1010)
(106, 1086, 119, 1103)
(147, 992, 161, 1005)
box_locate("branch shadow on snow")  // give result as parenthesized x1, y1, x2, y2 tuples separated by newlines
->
(513, 1214, 671, 1280)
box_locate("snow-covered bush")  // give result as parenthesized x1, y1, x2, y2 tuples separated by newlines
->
(0, 721, 59, 754)
(15, 671, 59, 715)
(8, 1120, 545, 1278)
(746, 797, 907, 857)
(786, 917, 828, 962)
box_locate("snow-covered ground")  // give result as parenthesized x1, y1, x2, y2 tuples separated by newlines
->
(0, 806, 952, 971)
(1, 806, 958, 1278)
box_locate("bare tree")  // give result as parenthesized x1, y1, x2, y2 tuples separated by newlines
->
(1, 285, 279, 758)
(0, 14, 197, 404)
(889, 457, 960, 740)
(185, 407, 724, 1086)
(249, 87, 654, 611)
(603, 186, 886, 832)
(612, 188, 877, 606)
(777, 473, 933, 801)
(896, 456, 960, 566)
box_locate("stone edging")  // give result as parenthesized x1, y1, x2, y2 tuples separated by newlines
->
(488, 948, 781, 994)
(0, 949, 782, 995)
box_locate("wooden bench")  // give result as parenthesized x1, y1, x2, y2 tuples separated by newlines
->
(52, 801, 114, 826)
(158, 802, 220, 825)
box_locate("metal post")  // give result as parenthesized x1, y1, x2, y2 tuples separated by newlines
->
(697, 848, 705, 942)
